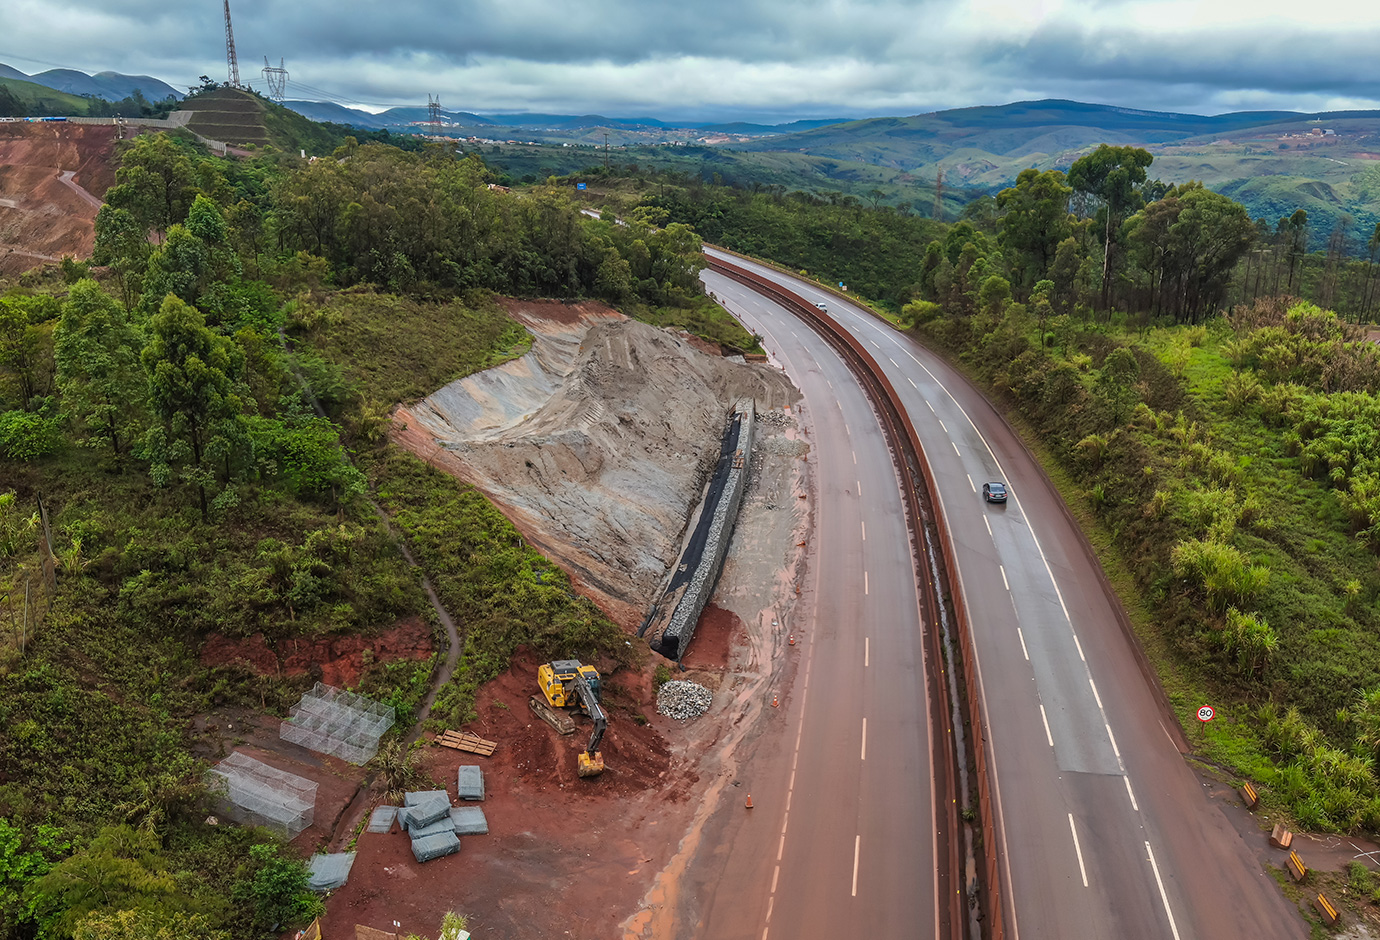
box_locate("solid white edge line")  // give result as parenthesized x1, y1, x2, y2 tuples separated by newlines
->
(1017, 626, 1030, 661)
(861, 717, 867, 761)
(1069, 814, 1089, 887)
(1145, 841, 1183, 940)
(1125, 776, 1139, 811)
(852, 834, 861, 897)
(1040, 703, 1054, 747)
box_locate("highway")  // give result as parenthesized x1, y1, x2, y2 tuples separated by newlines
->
(678, 268, 945, 939)
(697, 248, 1305, 940)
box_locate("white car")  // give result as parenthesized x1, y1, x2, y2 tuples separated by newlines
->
(814, 302, 828, 312)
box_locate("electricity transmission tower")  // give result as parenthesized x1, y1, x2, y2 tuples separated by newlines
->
(223, 0, 242, 88)
(427, 94, 442, 128)
(262, 57, 288, 101)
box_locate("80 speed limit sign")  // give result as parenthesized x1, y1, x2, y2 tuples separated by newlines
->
(1197, 705, 1215, 723)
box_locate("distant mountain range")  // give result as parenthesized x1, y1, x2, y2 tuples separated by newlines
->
(0, 62, 182, 102)
(281, 99, 845, 137)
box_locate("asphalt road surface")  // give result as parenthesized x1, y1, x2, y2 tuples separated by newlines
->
(702, 248, 1307, 940)
(680, 268, 941, 940)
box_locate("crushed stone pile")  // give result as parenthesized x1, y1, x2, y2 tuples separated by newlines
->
(657, 680, 714, 720)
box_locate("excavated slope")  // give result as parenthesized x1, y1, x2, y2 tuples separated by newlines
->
(391, 300, 799, 627)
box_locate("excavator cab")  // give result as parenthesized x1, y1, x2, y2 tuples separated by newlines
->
(538, 660, 602, 709)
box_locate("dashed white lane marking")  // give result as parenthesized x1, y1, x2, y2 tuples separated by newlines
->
(864, 571, 869, 595)
(1124, 776, 1139, 812)
(1017, 627, 1030, 661)
(1040, 704, 1054, 747)
(968, 475, 976, 492)
(852, 449, 857, 465)
(827, 380, 833, 390)
(861, 519, 866, 541)
(771, 866, 780, 893)
(1073, 634, 1086, 662)
(865, 637, 869, 667)
(851, 834, 861, 897)
(926, 400, 935, 412)
(1145, 841, 1183, 940)
(869, 340, 880, 349)
(1069, 815, 1089, 887)
(939, 420, 948, 433)
(889, 357, 899, 367)
(857, 480, 862, 497)
(984, 516, 992, 538)
(908, 376, 918, 388)
(1000, 565, 1009, 591)
(951, 442, 961, 456)
(861, 718, 867, 761)
(1089, 678, 1104, 710)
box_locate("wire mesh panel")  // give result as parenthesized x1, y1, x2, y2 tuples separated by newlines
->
(280, 683, 395, 764)
(206, 751, 317, 837)
(449, 806, 489, 835)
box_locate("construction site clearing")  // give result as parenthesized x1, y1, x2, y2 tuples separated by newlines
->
(189, 299, 813, 939)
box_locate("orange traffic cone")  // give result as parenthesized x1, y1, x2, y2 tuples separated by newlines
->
(745, 793, 754, 809)
(772, 693, 779, 707)
(789, 634, 795, 646)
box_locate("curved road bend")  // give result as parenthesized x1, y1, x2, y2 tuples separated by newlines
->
(677, 269, 941, 939)
(707, 247, 1304, 940)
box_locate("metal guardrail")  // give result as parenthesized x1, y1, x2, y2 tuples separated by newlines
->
(708, 255, 1002, 940)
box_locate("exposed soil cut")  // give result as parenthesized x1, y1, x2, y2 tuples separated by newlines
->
(391, 299, 799, 630)
(0, 123, 117, 275)
(311, 305, 815, 939)
(199, 617, 434, 688)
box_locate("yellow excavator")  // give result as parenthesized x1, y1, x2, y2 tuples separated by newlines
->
(537, 660, 607, 777)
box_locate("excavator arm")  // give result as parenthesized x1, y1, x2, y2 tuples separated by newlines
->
(573, 674, 607, 777)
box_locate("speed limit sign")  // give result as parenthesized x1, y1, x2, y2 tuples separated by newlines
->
(1197, 705, 1215, 723)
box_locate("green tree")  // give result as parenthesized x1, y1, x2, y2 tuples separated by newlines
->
(1, 818, 65, 935)
(230, 844, 322, 935)
(104, 134, 199, 236)
(92, 205, 153, 311)
(54, 280, 146, 461)
(997, 169, 1072, 295)
(141, 294, 246, 520)
(28, 826, 178, 938)
(1067, 145, 1154, 310)
(1095, 347, 1141, 426)
(0, 296, 48, 410)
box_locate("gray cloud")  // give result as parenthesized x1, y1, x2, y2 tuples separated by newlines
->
(2, 0, 1379, 121)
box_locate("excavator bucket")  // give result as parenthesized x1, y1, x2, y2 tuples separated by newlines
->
(577, 751, 605, 777)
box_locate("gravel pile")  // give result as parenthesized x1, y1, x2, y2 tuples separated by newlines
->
(657, 680, 714, 720)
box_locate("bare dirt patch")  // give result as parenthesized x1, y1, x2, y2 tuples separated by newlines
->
(0, 123, 117, 274)
(199, 617, 434, 688)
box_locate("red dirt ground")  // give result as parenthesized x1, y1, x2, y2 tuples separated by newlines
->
(199, 617, 434, 688)
(0, 123, 118, 275)
(316, 626, 735, 939)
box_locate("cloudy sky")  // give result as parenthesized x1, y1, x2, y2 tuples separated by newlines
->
(2, 0, 1379, 121)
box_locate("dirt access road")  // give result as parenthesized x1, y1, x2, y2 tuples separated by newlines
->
(301, 301, 814, 938)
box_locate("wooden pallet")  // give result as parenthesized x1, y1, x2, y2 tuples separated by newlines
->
(436, 730, 497, 756)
